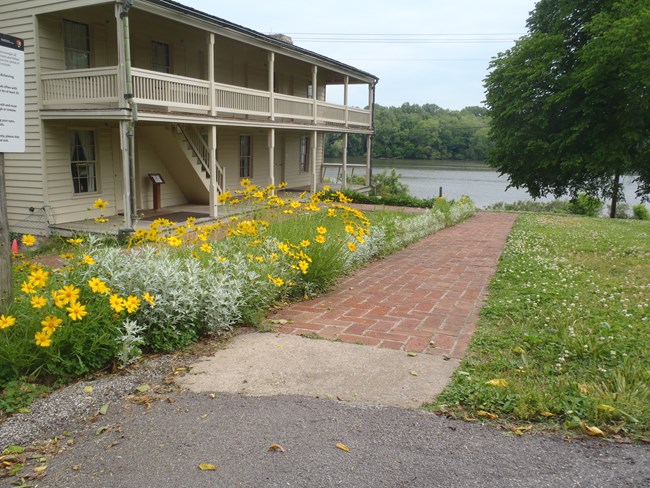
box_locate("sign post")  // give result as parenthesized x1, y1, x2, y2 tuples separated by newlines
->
(0, 32, 25, 307)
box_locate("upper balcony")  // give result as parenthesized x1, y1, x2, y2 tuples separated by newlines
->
(40, 66, 372, 128)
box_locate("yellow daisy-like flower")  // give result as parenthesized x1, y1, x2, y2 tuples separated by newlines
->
(345, 224, 356, 235)
(283, 209, 294, 215)
(0, 314, 16, 329)
(21, 234, 36, 247)
(67, 237, 84, 245)
(66, 301, 88, 321)
(200, 243, 212, 253)
(58, 253, 74, 260)
(197, 233, 208, 242)
(316, 226, 327, 235)
(298, 260, 309, 274)
(290, 201, 302, 209)
(327, 208, 337, 217)
(41, 315, 63, 334)
(269, 253, 279, 262)
(88, 277, 111, 294)
(56, 284, 80, 305)
(93, 198, 108, 210)
(347, 242, 357, 252)
(125, 295, 141, 314)
(109, 294, 126, 313)
(255, 256, 265, 263)
(315, 235, 326, 244)
(94, 217, 109, 224)
(29, 269, 50, 288)
(240, 178, 251, 187)
(81, 254, 95, 265)
(142, 292, 156, 306)
(167, 236, 182, 247)
(30, 295, 47, 309)
(356, 236, 365, 244)
(252, 191, 265, 199)
(216, 255, 227, 263)
(21, 281, 37, 294)
(267, 274, 284, 287)
(323, 185, 330, 192)
(277, 243, 290, 253)
(300, 240, 310, 248)
(278, 182, 288, 189)
(35, 330, 52, 348)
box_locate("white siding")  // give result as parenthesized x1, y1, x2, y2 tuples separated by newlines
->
(217, 128, 270, 190)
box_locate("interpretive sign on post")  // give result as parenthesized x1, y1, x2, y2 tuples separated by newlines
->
(0, 33, 25, 153)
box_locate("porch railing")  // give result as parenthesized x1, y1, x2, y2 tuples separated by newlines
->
(40, 67, 371, 128)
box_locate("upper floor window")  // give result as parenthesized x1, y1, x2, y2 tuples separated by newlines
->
(63, 20, 90, 70)
(299, 135, 310, 173)
(69, 130, 97, 194)
(152, 41, 171, 73)
(240, 135, 252, 178)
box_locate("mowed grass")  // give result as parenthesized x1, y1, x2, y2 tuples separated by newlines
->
(431, 213, 650, 439)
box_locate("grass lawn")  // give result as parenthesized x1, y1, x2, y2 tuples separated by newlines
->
(430, 213, 650, 440)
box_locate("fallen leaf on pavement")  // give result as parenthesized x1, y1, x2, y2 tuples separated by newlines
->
(267, 444, 286, 452)
(98, 403, 109, 415)
(198, 463, 217, 471)
(33, 466, 47, 473)
(478, 410, 498, 420)
(540, 411, 555, 417)
(135, 384, 150, 393)
(83, 386, 93, 394)
(409, 370, 418, 376)
(407, 352, 417, 357)
(336, 443, 350, 452)
(580, 422, 605, 437)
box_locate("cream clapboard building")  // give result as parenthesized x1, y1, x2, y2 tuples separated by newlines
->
(0, 0, 377, 234)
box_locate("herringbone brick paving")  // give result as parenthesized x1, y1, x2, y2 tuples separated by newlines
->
(269, 212, 517, 359)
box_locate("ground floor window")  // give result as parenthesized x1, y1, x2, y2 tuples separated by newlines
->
(69, 130, 97, 194)
(299, 135, 310, 173)
(240, 135, 252, 178)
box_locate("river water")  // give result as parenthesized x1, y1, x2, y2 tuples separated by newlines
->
(325, 159, 646, 210)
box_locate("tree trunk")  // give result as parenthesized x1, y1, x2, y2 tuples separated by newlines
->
(0, 152, 13, 308)
(610, 172, 620, 219)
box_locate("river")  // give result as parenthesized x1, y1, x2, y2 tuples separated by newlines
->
(324, 159, 646, 210)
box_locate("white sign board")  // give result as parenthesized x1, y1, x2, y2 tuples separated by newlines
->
(0, 33, 25, 153)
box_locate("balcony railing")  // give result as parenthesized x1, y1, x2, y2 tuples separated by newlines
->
(40, 66, 372, 128)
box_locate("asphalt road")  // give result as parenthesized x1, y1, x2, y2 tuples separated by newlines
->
(29, 391, 650, 488)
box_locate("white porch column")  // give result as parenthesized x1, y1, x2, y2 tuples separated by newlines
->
(312, 65, 318, 124)
(344, 76, 349, 127)
(342, 132, 348, 189)
(366, 134, 372, 186)
(119, 121, 132, 228)
(114, 4, 127, 109)
(208, 33, 216, 116)
(268, 128, 275, 190)
(368, 82, 375, 128)
(209, 125, 218, 217)
(311, 130, 318, 192)
(268, 52, 275, 121)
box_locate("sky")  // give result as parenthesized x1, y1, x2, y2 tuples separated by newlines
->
(180, 0, 539, 110)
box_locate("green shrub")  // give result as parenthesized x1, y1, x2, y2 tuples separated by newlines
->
(568, 193, 603, 217)
(632, 204, 650, 221)
(372, 169, 410, 198)
(485, 200, 571, 214)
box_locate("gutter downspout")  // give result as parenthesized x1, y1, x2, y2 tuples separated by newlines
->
(120, 0, 138, 231)
(368, 80, 377, 189)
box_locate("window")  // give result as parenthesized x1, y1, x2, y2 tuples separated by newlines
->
(152, 41, 171, 73)
(299, 135, 310, 173)
(69, 130, 97, 194)
(240, 135, 252, 178)
(63, 20, 90, 70)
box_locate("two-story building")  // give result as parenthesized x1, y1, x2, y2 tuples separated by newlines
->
(0, 0, 377, 234)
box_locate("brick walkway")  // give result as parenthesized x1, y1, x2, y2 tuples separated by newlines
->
(269, 212, 517, 359)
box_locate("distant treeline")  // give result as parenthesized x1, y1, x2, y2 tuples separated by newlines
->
(325, 103, 491, 161)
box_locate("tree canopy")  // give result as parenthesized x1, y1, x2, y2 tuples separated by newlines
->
(485, 0, 650, 212)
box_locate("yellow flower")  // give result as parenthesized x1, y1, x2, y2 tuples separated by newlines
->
(29, 269, 50, 288)
(316, 226, 327, 235)
(35, 330, 52, 347)
(283, 209, 294, 215)
(216, 255, 227, 263)
(315, 235, 326, 244)
(298, 260, 309, 274)
(356, 236, 365, 244)
(109, 294, 126, 313)
(278, 243, 290, 253)
(278, 182, 288, 188)
(268, 274, 284, 287)
(197, 233, 208, 242)
(255, 256, 265, 263)
(290, 201, 302, 209)
(94, 217, 109, 224)
(58, 253, 74, 260)
(21, 234, 36, 247)
(200, 243, 212, 253)
(93, 198, 108, 210)
(270, 253, 279, 262)
(41, 315, 63, 334)
(323, 185, 330, 192)
(240, 178, 251, 187)
(66, 301, 88, 321)
(300, 240, 310, 248)
(347, 242, 357, 252)
(167, 236, 182, 247)
(125, 295, 141, 314)
(0, 314, 16, 329)
(327, 208, 337, 217)
(88, 277, 110, 294)
(345, 224, 356, 235)
(82, 254, 95, 265)
(67, 237, 84, 245)
(142, 292, 156, 306)
(21, 281, 36, 294)
(30, 295, 47, 309)
(56, 284, 80, 305)
(253, 191, 265, 199)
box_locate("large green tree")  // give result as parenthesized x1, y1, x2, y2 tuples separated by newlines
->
(485, 0, 650, 216)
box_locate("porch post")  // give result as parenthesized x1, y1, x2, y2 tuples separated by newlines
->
(366, 134, 372, 186)
(114, 4, 127, 109)
(268, 128, 275, 190)
(312, 65, 318, 124)
(119, 121, 132, 229)
(209, 125, 218, 217)
(268, 52, 275, 121)
(344, 76, 349, 127)
(208, 33, 216, 117)
(311, 130, 318, 192)
(342, 132, 348, 189)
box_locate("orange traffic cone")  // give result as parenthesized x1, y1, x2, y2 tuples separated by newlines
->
(11, 239, 19, 254)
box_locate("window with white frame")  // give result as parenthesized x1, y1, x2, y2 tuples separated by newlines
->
(240, 135, 252, 178)
(63, 20, 91, 70)
(299, 135, 310, 173)
(152, 41, 171, 73)
(69, 130, 97, 194)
